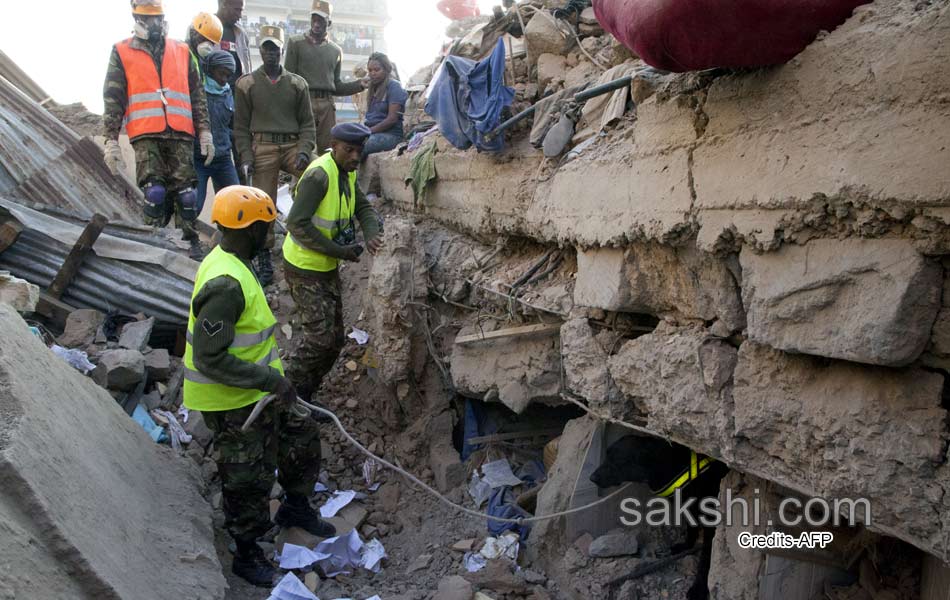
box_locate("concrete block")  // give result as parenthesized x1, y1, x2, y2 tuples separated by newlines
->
(537, 53, 567, 90)
(0, 304, 225, 599)
(438, 575, 474, 600)
(741, 239, 941, 366)
(119, 317, 154, 352)
(430, 443, 467, 492)
(0, 271, 38, 312)
(57, 308, 105, 348)
(144, 348, 171, 382)
(92, 349, 146, 392)
(525, 11, 573, 61)
(588, 530, 638, 558)
(184, 410, 214, 449)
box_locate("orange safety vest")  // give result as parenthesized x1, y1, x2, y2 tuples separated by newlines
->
(115, 38, 196, 140)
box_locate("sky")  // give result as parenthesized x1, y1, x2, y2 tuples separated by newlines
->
(0, 0, 495, 113)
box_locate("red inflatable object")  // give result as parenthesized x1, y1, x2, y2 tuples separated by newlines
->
(592, 0, 871, 72)
(438, 0, 481, 21)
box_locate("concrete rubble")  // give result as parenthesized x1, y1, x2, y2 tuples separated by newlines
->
(0, 304, 225, 599)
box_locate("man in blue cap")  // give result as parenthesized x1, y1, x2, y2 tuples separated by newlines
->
(282, 123, 384, 405)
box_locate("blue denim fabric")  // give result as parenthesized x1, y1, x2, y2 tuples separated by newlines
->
(361, 132, 403, 160)
(195, 155, 240, 213)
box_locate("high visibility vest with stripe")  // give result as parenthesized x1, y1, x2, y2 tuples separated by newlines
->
(652, 451, 715, 498)
(282, 152, 357, 273)
(183, 246, 283, 412)
(115, 38, 196, 140)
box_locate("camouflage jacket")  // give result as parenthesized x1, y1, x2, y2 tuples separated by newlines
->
(102, 36, 210, 142)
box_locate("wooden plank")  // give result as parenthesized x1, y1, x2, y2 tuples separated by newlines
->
(47, 213, 108, 300)
(454, 323, 561, 346)
(0, 218, 23, 253)
(466, 428, 563, 445)
(36, 293, 77, 327)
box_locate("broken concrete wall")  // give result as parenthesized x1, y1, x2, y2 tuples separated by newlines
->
(450, 325, 562, 414)
(574, 243, 745, 332)
(0, 304, 225, 599)
(375, 2, 950, 252)
(741, 238, 942, 366)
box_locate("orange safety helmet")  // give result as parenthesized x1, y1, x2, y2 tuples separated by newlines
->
(131, 0, 163, 16)
(192, 12, 224, 44)
(211, 186, 278, 229)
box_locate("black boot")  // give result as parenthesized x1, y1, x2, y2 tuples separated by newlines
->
(188, 237, 208, 261)
(274, 494, 337, 538)
(231, 539, 276, 588)
(253, 249, 274, 287)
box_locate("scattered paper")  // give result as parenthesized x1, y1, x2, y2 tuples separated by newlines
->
(463, 551, 487, 572)
(274, 184, 293, 218)
(360, 539, 387, 573)
(51, 345, 95, 374)
(468, 471, 492, 508)
(314, 482, 330, 493)
(347, 327, 370, 345)
(282, 324, 293, 341)
(176, 405, 190, 424)
(480, 459, 524, 488)
(320, 490, 357, 518)
(268, 572, 318, 600)
(368, 482, 381, 492)
(278, 543, 331, 570)
(480, 532, 519, 560)
(314, 529, 364, 577)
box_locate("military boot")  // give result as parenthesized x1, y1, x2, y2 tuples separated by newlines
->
(274, 493, 337, 538)
(231, 539, 276, 588)
(253, 249, 274, 287)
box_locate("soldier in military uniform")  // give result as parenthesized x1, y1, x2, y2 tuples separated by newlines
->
(284, 0, 368, 155)
(234, 24, 316, 285)
(183, 185, 336, 588)
(102, 0, 213, 259)
(283, 123, 383, 405)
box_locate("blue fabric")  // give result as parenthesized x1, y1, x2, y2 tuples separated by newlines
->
(487, 486, 531, 539)
(195, 155, 240, 213)
(197, 87, 235, 157)
(461, 398, 500, 461)
(361, 132, 403, 159)
(425, 38, 515, 152)
(365, 79, 409, 137)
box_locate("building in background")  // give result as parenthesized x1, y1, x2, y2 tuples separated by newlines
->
(243, 0, 390, 122)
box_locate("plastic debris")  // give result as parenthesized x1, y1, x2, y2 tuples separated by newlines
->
(468, 471, 492, 508)
(362, 458, 379, 487)
(480, 459, 523, 488)
(480, 532, 519, 560)
(347, 327, 370, 345)
(51, 345, 96, 374)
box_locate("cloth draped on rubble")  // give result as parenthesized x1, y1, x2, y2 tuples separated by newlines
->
(404, 139, 438, 205)
(592, 0, 871, 72)
(425, 38, 515, 152)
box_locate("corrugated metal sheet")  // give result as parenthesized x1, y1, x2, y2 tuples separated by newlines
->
(0, 228, 192, 329)
(0, 50, 51, 105)
(0, 75, 141, 221)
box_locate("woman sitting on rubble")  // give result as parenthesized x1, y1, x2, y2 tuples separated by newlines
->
(361, 52, 408, 159)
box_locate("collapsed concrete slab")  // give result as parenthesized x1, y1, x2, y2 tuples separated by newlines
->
(450, 325, 562, 413)
(560, 318, 621, 404)
(732, 342, 949, 557)
(0, 304, 226, 599)
(740, 239, 941, 366)
(0, 271, 38, 313)
(574, 243, 745, 331)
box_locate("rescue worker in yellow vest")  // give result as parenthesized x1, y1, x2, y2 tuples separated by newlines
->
(102, 0, 213, 260)
(183, 185, 336, 587)
(283, 123, 383, 405)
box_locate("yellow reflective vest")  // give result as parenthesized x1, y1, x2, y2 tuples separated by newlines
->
(653, 451, 715, 497)
(282, 152, 358, 273)
(183, 246, 283, 412)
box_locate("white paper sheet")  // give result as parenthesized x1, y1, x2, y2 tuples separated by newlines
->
(278, 543, 331, 570)
(319, 490, 357, 518)
(268, 572, 319, 600)
(360, 539, 387, 573)
(314, 529, 364, 577)
(480, 459, 524, 488)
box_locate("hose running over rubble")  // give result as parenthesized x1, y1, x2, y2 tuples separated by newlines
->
(298, 398, 635, 524)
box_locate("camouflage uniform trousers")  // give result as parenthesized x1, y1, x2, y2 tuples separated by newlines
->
(201, 399, 322, 542)
(132, 136, 199, 240)
(285, 267, 344, 393)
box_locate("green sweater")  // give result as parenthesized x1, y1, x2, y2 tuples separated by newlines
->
(284, 36, 364, 96)
(286, 164, 382, 272)
(233, 66, 316, 165)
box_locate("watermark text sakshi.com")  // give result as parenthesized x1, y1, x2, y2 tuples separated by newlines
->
(618, 488, 872, 530)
